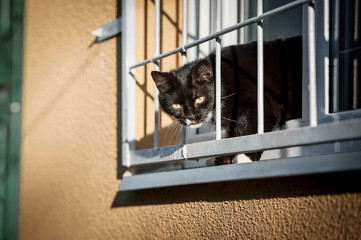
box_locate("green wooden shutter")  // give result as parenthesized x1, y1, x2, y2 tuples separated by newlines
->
(0, 0, 24, 239)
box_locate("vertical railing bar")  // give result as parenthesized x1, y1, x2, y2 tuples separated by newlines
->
(257, 0, 264, 134)
(308, 1, 318, 127)
(352, 0, 359, 109)
(215, 0, 222, 140)
(122, 0, 136, 167)
(181, 0, 188, 145)
(182, 0, 187, 65)
(302, 4, 309, 122)
(239, 0, 246, 44)
(331, 0, 340, 113)
(154, 0, 160, 148)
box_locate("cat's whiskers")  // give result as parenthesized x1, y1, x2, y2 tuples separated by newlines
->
(157, 121, 178, 136)
(160, 120, 182, 145)
(203, 119, 217, 139)
(222, 93, 236, 99)
(221, 116, 238, 123)
(156, 126, 168, 136)
(169, 123, 182, 145)
(163, 121, 180, 145)
(156, 124, 174, 142)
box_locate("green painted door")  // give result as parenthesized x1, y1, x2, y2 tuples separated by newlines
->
(0, 0, 23, 239)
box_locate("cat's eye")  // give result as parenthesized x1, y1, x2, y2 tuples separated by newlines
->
(195, 96, 205, 104)
(171, 103, 182, 110)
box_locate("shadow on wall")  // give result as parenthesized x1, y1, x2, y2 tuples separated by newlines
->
(111, 171, 361, 207)
(22, 47, 100, 141)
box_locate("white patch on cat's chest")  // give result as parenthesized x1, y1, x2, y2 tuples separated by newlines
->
(205, 111, 213, 122)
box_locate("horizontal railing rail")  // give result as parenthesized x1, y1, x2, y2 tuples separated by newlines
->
(120, 151, 361, 191)
(128, 0, 311, 70)
(129, 119, 361, 167)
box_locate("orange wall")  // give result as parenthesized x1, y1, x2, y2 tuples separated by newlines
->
(20, 0, 119, 238)
(19, 0, 361, 239)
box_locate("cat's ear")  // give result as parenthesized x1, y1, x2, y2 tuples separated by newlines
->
(191, 59, 213, 85)
(151, 71, 169, 92)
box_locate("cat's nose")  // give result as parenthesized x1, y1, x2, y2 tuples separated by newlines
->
(187, 114, 196, 120)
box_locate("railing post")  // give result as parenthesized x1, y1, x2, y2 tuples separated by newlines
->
(308, 1, 318, 127)
(122, 0, 136, 167)
(215, 0, 222, 140)
(257, 0, 264, 134)
(154, 0, 161, 148)
(181, 0, 188, 145)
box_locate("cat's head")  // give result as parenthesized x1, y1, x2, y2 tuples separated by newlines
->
(151, 59, 214, 128)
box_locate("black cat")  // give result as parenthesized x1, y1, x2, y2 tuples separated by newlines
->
(151, 36, 302, 164)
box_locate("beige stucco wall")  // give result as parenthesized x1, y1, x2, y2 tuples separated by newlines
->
(19, 0, 361, 239)
(20, 0, 119, 238)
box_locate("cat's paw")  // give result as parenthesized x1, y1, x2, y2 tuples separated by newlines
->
(233, 154, 253, 163)
(206, 156, 234, 166)
(206, 158, 217, 166)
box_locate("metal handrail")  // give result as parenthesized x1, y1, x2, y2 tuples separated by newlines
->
(128, 0, 312, 70)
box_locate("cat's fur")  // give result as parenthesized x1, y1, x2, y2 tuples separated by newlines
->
(151, 36, 302, 164)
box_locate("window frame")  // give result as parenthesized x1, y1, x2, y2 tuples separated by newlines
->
(119, 0, 361, 191)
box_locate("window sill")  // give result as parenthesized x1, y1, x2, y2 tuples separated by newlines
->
(119, 119, 361, 192)
(119, 151, 361, 191)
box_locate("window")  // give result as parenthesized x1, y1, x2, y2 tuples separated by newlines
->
(329, 0, 361, 113)
(119, 0, 361, 191)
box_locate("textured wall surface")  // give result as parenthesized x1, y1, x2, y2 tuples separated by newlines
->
(20, 0, 361, 239)
(20, 0, 119, 239)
